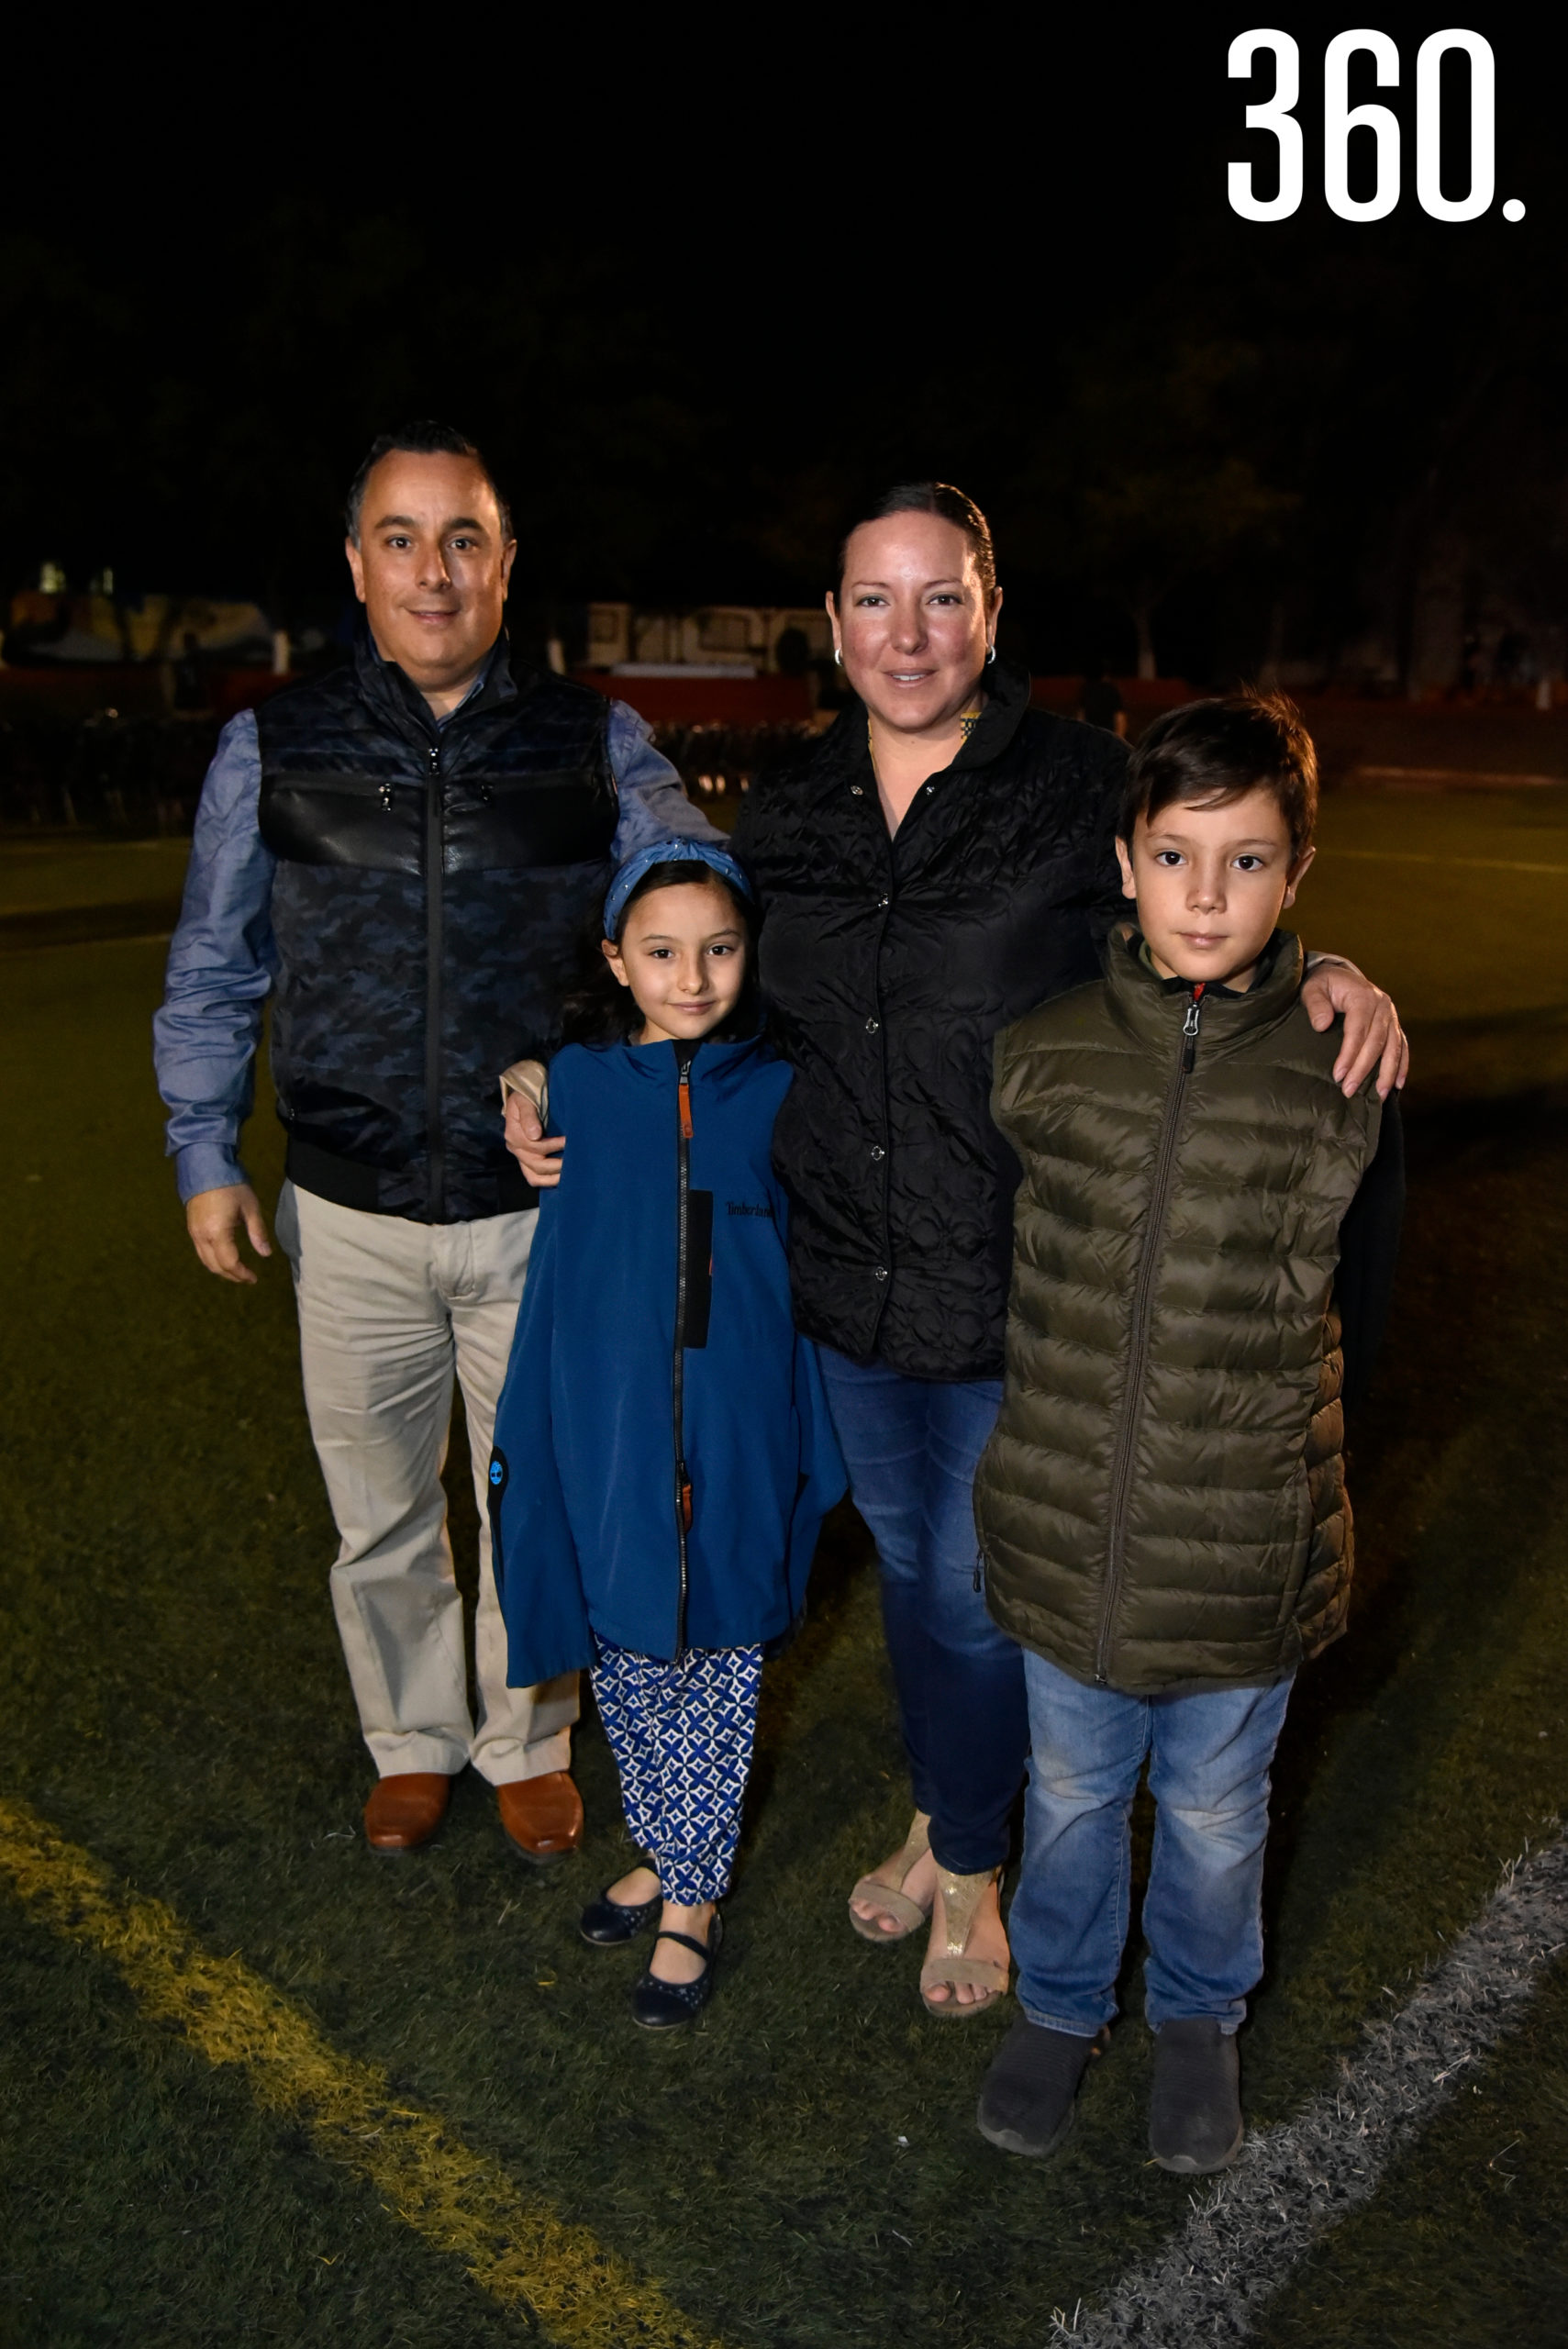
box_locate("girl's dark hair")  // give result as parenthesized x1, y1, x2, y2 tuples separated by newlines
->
(836, 482, 998, 603)
(560, 861, 759, 1046)
(1121, 690, 1318, 859)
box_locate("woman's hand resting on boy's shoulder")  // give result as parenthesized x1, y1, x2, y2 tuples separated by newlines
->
(1299, 957, 1408, 1098)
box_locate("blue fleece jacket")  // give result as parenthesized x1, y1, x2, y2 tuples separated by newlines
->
(488, 1032, 847, 1683)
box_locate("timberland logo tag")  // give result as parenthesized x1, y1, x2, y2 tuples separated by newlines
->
(727, 1200, 774, 1219)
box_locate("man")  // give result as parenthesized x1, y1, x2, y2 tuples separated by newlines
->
(154, 420, 718, 1857)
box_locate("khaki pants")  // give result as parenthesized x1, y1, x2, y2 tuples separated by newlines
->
(275, 1179, 578, 1783)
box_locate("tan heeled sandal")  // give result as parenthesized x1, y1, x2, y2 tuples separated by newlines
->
(919, 1865, 1009, 2018)
(848, 1810, 935, 1943)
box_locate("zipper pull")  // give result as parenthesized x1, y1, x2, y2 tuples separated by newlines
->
(677, 1047, 695, 1139)
(428, 744, 440, 775)
(379, 781, 394, 812)
(1182, 983, 1206, 1073)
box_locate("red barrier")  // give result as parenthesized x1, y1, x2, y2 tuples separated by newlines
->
(0, 664, 166, 719)
(573, 670, 814, 727)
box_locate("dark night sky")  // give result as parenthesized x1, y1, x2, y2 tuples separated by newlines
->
(2, 13, 1561, 680)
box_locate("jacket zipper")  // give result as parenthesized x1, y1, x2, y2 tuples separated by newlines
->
(1095, 982, 1206, 1682)
(425, 740, 444, 1219)
(671, 1042, 696, 1656)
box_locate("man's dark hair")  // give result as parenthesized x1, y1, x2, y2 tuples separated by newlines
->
(345, 420, 513, 545)
(836, 482, 998, 604)
(1121, 689, 1318, 859)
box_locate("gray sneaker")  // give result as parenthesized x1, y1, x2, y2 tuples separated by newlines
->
(1149, 2017, 1244, 2173)
(976, 2016, 1102, 2158)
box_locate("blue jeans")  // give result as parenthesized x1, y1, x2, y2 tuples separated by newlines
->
(1009, 1652, 1294, 2036)
(817, 1351, 1029, 1875)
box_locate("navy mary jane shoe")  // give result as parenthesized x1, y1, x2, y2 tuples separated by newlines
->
(579, 1885, 662, 1947)
(630, 1912, 724, 2030)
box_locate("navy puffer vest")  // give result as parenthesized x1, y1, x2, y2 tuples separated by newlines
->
(257, 629, 617, 1223)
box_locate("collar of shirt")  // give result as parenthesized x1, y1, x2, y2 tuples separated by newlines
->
(435, 637, 503, 729)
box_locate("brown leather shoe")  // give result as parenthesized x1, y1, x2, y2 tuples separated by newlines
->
(496, 1770, 584, 1864)
(363, 1772, 452, 1854)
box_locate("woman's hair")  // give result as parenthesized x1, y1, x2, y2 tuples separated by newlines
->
(560, 861, 759, 1045)
(1121, 690, 1319, 860)
(836, 482, 998, 604)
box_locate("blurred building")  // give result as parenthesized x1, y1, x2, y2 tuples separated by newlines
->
(2, 575, 276, 668)
(583, 601, 832, 677)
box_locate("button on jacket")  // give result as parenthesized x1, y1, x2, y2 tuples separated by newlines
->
(732, 662, 1129, 1381)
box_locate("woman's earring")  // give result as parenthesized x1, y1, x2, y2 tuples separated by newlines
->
(985, 643, 997, 664)
(834, 649, 843, 667)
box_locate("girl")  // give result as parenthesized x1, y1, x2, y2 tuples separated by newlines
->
(488, 840, 846, 2030)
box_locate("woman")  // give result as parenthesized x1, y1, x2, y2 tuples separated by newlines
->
(512, 484, 1407, 2015)
(735, 484, 1407, 2016)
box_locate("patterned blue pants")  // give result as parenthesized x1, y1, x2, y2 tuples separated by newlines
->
(590, 1642, 763, 1906)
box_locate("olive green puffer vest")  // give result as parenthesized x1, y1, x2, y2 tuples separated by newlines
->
(973, 930, 1382, 1692)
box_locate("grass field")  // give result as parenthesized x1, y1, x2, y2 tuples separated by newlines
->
(3, 792, 1568, 2346)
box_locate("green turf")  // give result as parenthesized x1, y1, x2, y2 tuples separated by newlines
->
(0, 834, 192, 915)
(0, 1903, 533, 2349)
(1256, 1957, 1568, 2349)
(3, 881, 1568, 2341)
(1308, 787, 1568, 1024)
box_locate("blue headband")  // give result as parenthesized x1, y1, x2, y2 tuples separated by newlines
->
(602, 840, 754, 938)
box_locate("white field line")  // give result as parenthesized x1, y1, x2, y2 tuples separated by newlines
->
(1058, 1831, 1568, 2345)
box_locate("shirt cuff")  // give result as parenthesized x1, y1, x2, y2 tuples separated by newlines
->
(174, 1142, 250, 1204)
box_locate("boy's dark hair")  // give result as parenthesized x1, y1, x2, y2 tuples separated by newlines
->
(345, 420, 513, 544)
(1121, 690, 1318, 859)
(560, 861, 759, 1046)
(836, 482, 998, 604)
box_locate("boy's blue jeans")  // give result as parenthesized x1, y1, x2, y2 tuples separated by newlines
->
(1010, 1652, 1294, 2037)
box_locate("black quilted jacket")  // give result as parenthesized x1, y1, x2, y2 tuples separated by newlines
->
(731, 663, 1128, 1381)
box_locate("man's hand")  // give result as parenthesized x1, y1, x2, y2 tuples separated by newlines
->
(1302, 956, 1408, 1099)
(186, 1184, 273, 1285)
(504, 1092, 564, 1188)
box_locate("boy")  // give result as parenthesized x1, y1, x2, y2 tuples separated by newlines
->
(972, 692, 1403, 2172)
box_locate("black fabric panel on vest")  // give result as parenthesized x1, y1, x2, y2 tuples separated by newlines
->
(287, 1115, 540, 1219)
(442, 775, 619, 872)
(260, 777, 421, 873)
(258, 769, 613, 874)
(286, 1134, 383, 1210)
